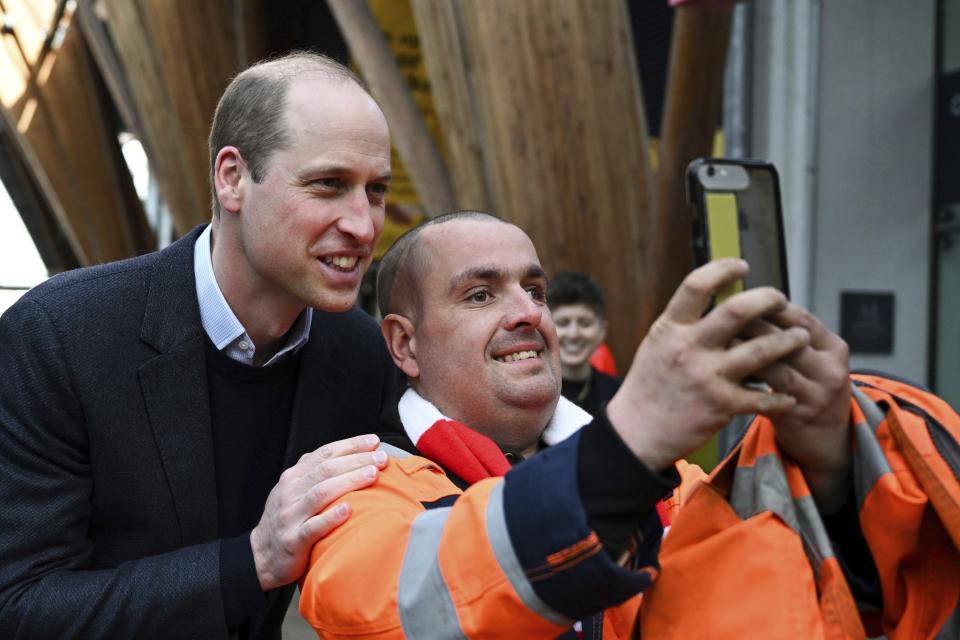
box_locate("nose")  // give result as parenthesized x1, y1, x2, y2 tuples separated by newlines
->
(503, 287, 543, 331)
(336, 189, 378, 245)
(557, 321, 575, 340)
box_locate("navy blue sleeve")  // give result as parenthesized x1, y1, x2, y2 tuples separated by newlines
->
(502, 426, 672, 620)
(577, 410, 680, 559)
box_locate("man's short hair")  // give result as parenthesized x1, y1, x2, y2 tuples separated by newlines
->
(208, 51, 365, 217)
(376, 211, 506, 318)
(546, 271, 607, 319)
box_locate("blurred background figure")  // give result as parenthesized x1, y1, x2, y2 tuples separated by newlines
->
(548, 271, 621, 417)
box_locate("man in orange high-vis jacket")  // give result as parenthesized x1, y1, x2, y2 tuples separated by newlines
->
(299, 210, 895, 638)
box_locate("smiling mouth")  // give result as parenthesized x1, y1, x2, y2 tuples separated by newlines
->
(321, 256, 360, 271)
(494, 350, 542, 363)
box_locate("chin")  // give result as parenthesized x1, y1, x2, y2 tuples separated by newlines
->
(310, 291, 360, 313)
(505, 387, 560, 414)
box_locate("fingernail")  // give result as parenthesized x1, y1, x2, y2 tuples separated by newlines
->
(363, 465, 378, 479)
(365, 434, 379, 447)
(336, 503, 349, 517)
(373, 451, 388, 465)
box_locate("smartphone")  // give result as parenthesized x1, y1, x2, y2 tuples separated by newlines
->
(687, 158, 790, 304)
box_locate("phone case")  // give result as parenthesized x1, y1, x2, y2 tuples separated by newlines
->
(686, 157, 790, 301)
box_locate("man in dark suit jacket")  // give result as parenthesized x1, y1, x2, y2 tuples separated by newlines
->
(0, 52, 397, 638)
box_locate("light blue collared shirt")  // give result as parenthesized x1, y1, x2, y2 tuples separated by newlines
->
(193, 225, 312, 366)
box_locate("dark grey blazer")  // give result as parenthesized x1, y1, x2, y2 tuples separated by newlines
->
(0, 225, 398, 638)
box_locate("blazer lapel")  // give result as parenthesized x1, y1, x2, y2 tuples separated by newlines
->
(138, 226, 219, 544)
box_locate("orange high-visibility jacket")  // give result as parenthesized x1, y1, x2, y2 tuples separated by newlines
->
(640, 373, 960, 639)
(298, 392, 701, 639)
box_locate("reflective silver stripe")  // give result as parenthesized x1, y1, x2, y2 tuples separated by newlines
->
(793, 494, 835, 580)
(852, 420, 893, 510)
(731, 454, 836, 580)
(377, 442, 413, 459)
(730, 454, 799, 531)
(397, 508, 467, 639)
(852, 385, 885, 432)
(851, 387, 893, 509)
(484, 481, 573, 628)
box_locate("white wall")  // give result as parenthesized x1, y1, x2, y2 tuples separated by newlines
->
(751, 0, 820, 311)
(752, 0, 935, 383)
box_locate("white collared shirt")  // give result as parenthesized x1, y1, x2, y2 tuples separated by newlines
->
(193, 225, 312, 366)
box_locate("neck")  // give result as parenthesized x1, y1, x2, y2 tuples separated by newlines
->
(520, 441, 541, 459)
(458, 410, 550, 454)
(210, 225, 304, 353)
(414, 385, 553, 455)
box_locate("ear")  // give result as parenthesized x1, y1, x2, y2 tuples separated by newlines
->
(214, 146, 246, 215)
(381, 313, 420, 378)
(598, 318, 608, 343)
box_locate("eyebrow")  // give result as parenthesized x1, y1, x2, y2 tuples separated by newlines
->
(295, 165, 392, 183)
(447, 264, 547, 295)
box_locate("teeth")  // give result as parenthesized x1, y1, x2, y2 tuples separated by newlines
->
(323, 256, 359, 270)
(495, 350, 540, 363)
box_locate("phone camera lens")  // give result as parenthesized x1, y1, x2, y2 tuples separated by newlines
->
(706, 165, 715, 177)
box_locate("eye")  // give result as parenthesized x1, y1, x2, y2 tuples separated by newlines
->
(468, 289, 491, 304)
(312, 177, 343, 192)
(368, 182, 389, 196)
(525, 285, 546, 302)
(368, 183, 389, 204)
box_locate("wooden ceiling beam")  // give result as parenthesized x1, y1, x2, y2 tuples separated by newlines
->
(0, 0, 152, 265)
(410, 0, 491, 212)
(327, 0, 456, 217)
(0, 128, 79, 273)
(75, 0, 142, 139)
(98, 0, 239, 234)
(638, 4, 733, 338)
(0, 95, 88, 264)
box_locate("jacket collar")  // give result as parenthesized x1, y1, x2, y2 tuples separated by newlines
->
(395, 388, 592, 485)
(140, 224, 207, 353)
(397, 387, 592, 448)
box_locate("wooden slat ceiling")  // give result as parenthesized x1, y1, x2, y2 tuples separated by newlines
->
(0, 0, 729, 367)
(0, 0, 150, 266)
(96, 0, 251, 236)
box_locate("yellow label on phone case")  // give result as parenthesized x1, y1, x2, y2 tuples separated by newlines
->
(705, 192, 744, 303)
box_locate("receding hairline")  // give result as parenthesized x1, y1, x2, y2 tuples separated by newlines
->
(236, 53, 362, 88)
(232, 55, 371, 131)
